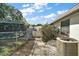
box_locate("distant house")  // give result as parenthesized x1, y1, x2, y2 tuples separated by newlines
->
(50, 4, 79, 40)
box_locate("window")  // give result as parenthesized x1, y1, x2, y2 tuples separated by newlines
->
(61, 19, 70, 36)
(61, 19, 70, 27)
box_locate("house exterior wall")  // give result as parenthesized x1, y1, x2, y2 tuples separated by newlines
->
(51, 11, 79, 41)
(70, 12, 79, 40)
(61, 26, 69, 35)
(51, 4, 79, 56)
(56, 12, 79, 40)
(60, 14, 71, 37)
(52, 18, 69, 36)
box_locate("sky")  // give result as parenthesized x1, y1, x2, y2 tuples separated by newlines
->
(9, 3, 76, 25)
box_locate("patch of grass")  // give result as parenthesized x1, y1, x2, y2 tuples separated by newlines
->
(0, 40, 27, 56)
(0, 46, 12, 56)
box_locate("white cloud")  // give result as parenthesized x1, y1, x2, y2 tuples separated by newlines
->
(20, 7, 36, 18)
(44, 13, 56, 18)
(28, 16, 44, 24)
(31, 16, 43, 21)
(20, 3, 48, 18)
(54, 3, 60, 6)
(21, 9, 69, 24)
(33, 3, 48, 10)
(27, 9, 68, 24)
(29, 13, 57, 24)
(20, 3, 69, 24)
(57, 10, 68, 15)
(20, 8, 35, 13)
(22, 4, 30, 7)
(39, 9, 44, 12)
(30, 17, 38, 21)
(33, 4, 42, 9)
(46, 7, 52, 9)
(22, 12, 28, 17)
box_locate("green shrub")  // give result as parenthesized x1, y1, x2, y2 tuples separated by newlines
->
(41, 24, 59, 42)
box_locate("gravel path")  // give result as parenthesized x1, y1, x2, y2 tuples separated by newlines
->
(30, 38, 57, 56)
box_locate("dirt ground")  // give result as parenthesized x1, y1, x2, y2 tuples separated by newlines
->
(30, 38, 57, 56)
(11, 38, 57, 56)
(12, 40, 34, 56)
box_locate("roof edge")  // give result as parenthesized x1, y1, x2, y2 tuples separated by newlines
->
(50, 4, 79, 25)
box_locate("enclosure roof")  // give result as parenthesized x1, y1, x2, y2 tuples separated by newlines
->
(0, 19, 23, 24)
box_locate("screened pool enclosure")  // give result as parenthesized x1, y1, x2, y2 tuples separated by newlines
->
(0, 20, 27, 39)
(0, 3, 28, 40)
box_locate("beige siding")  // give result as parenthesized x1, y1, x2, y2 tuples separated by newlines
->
(61, 16, 71, 34)
(52, 11, 79, 41)
(70, 12, 79, 40)
(58, 12, 79, 40)
(61, 27, 69, 34)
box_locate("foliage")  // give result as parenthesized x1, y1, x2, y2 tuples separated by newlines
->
(0, 3, 29, 33)
(41, 24, 59, 42)
(36, 24, 42, 26)
(0, 46, 11, 56)
(0, 3, 29, 25)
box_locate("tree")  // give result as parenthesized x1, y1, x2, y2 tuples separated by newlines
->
(36, 24, 42, 26)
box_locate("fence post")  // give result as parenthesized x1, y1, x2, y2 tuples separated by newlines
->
(16, 32, 18, 48)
